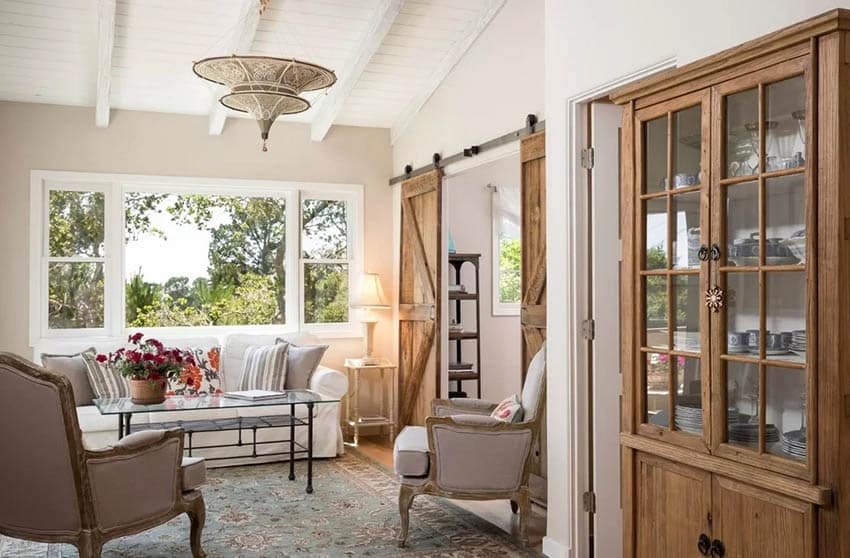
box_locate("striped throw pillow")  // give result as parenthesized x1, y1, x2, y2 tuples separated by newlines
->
(81, 352, 130, 399)
(239, 343, 290, 391)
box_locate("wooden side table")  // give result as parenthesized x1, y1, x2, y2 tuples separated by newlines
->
(343, 358, 397, 447)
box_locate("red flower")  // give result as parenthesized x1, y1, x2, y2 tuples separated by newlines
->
(148, 338, 164, 351)
(95, 354, 108, 363)
(128, 332, 144, 344)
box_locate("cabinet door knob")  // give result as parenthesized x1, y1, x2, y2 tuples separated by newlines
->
(698, 245, 710, 261)
(697, 533, 711, 555)
(710, 539, 725, 557)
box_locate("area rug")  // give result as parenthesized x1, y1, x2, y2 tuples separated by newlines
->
(1, 450, 540, 557)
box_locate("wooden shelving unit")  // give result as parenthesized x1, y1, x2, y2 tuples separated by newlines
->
(448, 252, 481, 398)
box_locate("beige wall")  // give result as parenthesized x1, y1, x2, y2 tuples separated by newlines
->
(0, 101, 395, 371)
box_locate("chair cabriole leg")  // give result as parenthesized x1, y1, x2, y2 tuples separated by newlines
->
(187, 495, 206, 558)
(77, 531, 102, 558)
(397, 483, 416, 548)
(518, 485, 531, 545)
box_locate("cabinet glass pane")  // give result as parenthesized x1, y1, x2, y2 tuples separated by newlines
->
(766, 272, 806, 365)
(725, 272, 759, 354)
(766, 366, 806, 462)
(673, 274, 700, 351)
(765, 76, 806, 171)
(726, 360, 760, 447)
(725, 88, 759, 177)
(672, 106, 701, 187)
(765, 174, 805, 265)
(645, 197, 668, 269)
(672, 192, 700, 270)
(726, 181, 759, 266)
(645, 276, 668, 349)
(646, 352, 669, 427)
(644, 116, 668, 194)
(674, 356, 702, 435)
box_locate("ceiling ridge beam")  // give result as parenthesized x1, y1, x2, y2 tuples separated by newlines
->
(95, 0, 116, 128)
(208, 0, 262, 136)
(389, 0, 506, 145)
(310, 0, 404, 142)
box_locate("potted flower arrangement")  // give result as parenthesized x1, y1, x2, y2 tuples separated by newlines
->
(97, 332, 195, 404)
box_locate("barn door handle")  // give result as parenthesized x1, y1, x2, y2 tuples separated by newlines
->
(697, 533, 711, 555)
(710, 539, 725, 558)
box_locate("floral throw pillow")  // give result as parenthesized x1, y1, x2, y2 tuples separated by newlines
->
(168, 347, 223, 397)
(490, 394, 524, 423)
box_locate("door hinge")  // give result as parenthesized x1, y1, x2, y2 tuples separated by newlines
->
(583, 490, 597, 513)
(581, 318, 596, 340)
(581, 147, 595, 170)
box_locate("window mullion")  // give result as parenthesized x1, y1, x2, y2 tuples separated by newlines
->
(106, 182, 124, 336)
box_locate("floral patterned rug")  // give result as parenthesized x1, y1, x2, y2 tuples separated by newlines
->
(1, 450, 540, 557)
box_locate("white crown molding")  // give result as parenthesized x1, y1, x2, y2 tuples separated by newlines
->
(310, 0, 404, 142)
(389, 0, 506, 145)
(95, 0, 116, 128)
(207, 0, 262, 136)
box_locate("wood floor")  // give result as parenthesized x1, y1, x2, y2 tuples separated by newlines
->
(355, 436, 546, 551)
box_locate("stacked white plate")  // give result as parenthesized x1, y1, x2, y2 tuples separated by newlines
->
(729, 422, 780, 447)
(674, 404, 739, 434)
(789, 330, 807, 356)
(781, 429, 807, 460)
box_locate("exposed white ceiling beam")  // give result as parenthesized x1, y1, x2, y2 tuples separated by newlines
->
(389, 0, 506, 145)
(310, 0, 404, 142)
(95, 0, 116, 128)
(207, 0, 262, 136)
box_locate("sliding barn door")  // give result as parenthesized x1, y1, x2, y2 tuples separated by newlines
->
(398, 170, 442, 428)
(520, 131, 547, 500)
(521, 131, 547, 376)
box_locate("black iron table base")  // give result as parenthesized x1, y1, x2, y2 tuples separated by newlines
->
(118, 402, 318, 493)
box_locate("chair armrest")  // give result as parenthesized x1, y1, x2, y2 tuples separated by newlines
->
(85, 429, 184, 530)
(431, 398, 497, 417)
(310, 365, 348, 399)
(425, 416, 534, 493)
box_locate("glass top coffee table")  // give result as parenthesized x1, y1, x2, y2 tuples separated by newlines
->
(94, 390, 339, 493)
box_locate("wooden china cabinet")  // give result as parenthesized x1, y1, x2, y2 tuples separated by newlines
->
(612, 10, 850, 558)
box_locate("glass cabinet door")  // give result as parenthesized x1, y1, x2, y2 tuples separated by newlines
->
(636, 90, 710, 451)
(712, 58, 813, 476)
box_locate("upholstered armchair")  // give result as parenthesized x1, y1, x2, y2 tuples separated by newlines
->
(0, 353, 206, 558)
(394, 344, 546, 547)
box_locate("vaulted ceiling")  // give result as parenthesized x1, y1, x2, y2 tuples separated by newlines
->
(0, 0, 504, 141)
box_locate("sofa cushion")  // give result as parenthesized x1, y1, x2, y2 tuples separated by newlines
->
(81, 352, 130, 399)
(221, 332, 322, 390)
(239, 343, 290, 391)
(275, 339, 328, 389)
(41, 348, 97, 406)
(181, 457, 206, 491)
(394, 426, 430, 478)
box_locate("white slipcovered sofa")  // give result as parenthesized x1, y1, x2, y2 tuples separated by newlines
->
(36, 332, 348, 468)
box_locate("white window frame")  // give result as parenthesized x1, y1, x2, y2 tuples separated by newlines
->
(30, 170, 363, 345)
(491, 184, 521, 317)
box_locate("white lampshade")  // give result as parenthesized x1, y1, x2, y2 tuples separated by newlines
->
(351, 272, 390, 309)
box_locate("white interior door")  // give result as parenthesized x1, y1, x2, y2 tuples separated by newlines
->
(590, 101, 623, 558)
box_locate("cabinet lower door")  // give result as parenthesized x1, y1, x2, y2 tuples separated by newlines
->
(712, 476, 814, 558)
(636, 453, 711, 557)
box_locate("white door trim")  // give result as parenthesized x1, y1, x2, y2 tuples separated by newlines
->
(558, 56, 677, 558)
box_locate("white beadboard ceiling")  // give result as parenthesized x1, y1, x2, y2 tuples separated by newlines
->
(0, 0, 505, 141)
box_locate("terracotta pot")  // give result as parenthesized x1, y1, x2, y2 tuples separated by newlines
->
(129, 378, 167, 405)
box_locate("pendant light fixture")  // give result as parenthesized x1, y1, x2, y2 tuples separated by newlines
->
(192, 1, 336, 152)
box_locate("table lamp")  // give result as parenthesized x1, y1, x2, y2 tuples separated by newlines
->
(351, 272, 390, 365)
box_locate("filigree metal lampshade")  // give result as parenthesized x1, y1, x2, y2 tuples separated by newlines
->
(193, 55, 336, 151)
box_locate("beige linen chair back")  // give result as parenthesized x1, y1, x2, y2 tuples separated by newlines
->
(520, 343, 546, 423)
(0, 353, 86, 537)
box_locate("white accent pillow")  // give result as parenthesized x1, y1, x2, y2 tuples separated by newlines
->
(490, 394, 524, 423)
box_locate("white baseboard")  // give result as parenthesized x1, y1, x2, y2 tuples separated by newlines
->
(542, 536, 570, 558)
